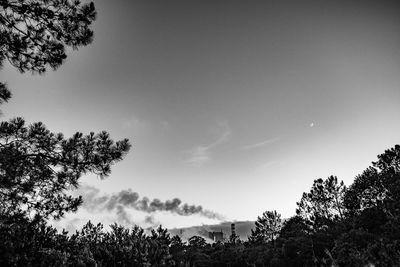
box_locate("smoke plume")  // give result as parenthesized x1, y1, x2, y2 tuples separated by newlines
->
(76, 185, 223, 221)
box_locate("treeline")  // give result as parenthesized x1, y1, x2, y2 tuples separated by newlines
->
(1, 145, 400, 266)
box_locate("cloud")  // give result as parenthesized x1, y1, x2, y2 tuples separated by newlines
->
(75, 185, 224, 223)
(242, 135, 282, 150)
(185, 122, 231, 166)
(259, 160, 282, 169)
(185, 145, 212, 166)
(122, 114, 147, 130)
(122, 116, 172, 133)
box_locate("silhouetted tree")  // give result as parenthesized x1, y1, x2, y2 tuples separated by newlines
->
(148, 225, 173, 266)
(188, 236, 207, 249)
(344, 167, 388, 213)
(216, 242, 246, 267)
(0, 0, 132, 224)
(336, 145, 400, 265)
(0, 118, 130, 221)
(0, 0, 95, 73)
(345, 145, 400, 217)
(296, 176, 346, 231)
(186, 236, 211, 267)
(374, 144, 400, 173)
(0, 81, 11, 104)
(0, 0, 96, 104)
(277, 216, 314, 266)
(0, 216, 71, 266)
(170, 235, 186, 266)
(249, 210, 282, 246)
(0, 2, 135, 266)
(104, 224, 151, 266)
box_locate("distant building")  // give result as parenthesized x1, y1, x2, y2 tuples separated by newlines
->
(208, 230, 224, 242)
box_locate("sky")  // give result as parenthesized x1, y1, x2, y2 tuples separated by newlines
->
(1, 0, 400, 230)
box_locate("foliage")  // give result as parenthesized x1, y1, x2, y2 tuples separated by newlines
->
(169, 235, 186, 266)
(0, 0, 96, 73)
(249, 210, 282, 245)
(0, 117, 130, 220)
(374, 144, 400, 173)
(0, 81, 11, 104)
(296, 175, 346, 231)
(344, 146, 400, 218)
(0, 0, 96, 104)
(0, 0, 129, 224)
(148, 225, 174, 266)
(0, 216, 70, 266)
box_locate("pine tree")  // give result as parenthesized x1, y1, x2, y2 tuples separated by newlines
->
(0, 118, 130, 221)
(0, 0, 96, 102)
(249, 210, 282, 245)
(296, 176, 346, 230)
(0, 1, 132, 222)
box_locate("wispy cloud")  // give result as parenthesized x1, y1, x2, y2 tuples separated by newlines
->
(185, 122, 231, 166)
(185, 146, 212, 166)
(259, 160, 282, 169)
(122, 114, 148, 130)
(242, 135, 282, 150)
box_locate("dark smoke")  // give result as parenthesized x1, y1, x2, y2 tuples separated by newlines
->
(77, 185, 223, 220)
(145, 215, 155, 225)
(116, 205, 131, 224)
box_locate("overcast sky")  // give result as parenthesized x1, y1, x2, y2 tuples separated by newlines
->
(2, 0, 400, 230)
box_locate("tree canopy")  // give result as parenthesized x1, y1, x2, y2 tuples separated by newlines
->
(249, 210, 282, 245)
(296, 175, 346, 231)
(0, 0, 96, 102)
(0, 118, 130, 221)
(0, 0, 132, 224)
(0, 0, 96, 73)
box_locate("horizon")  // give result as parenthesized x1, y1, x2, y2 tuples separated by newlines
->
(2, 0, 400, 231)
